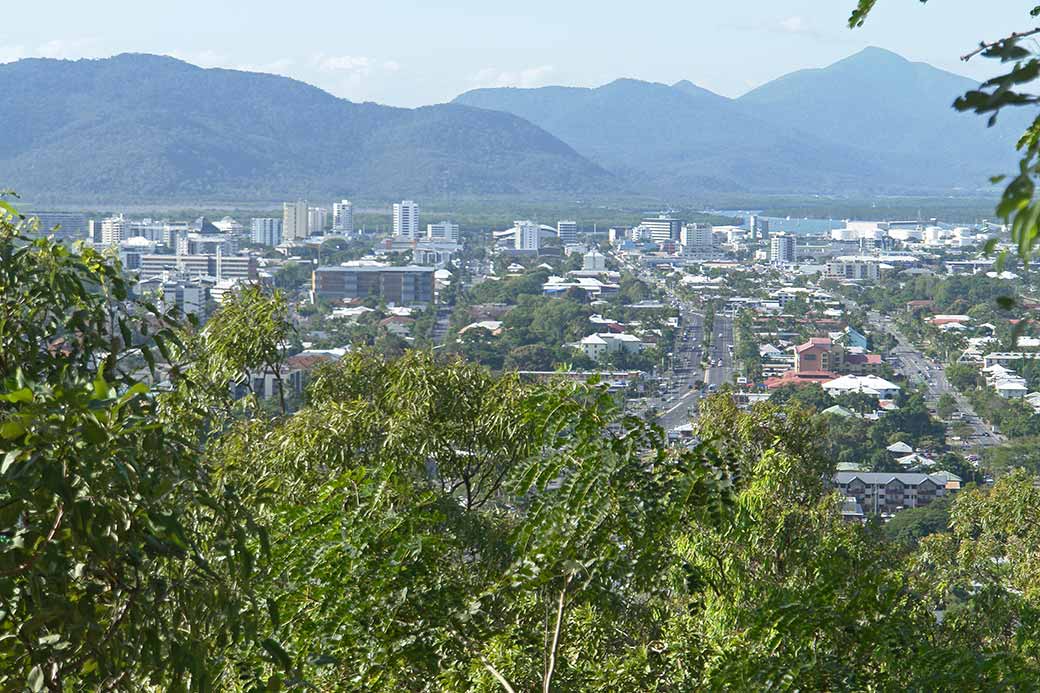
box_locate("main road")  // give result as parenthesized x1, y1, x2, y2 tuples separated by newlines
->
(865, 308, 1003, 448)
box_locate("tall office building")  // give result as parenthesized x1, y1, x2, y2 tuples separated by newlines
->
(681, 223, 714, 249)
(283, 201, 309, 242)
(99, 214, 127, 246)
(557, 220, 578, 244)
(427, 221, 460, 242)
(313, 264, 436, 305)
(333, 200, 354, 234)
(748, 214, 769, 239)
(515, 220, 539, 251)
(26, 211, 88, 240)
(393, 200, 420, 239)
(641, 215, 682, 244)
(769, 233, 797, 264)
(308, 207, 329, 235)
(251, 218, 283, 246)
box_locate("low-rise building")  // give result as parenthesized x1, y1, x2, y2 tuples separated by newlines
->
(822, 374, 901, 400)
(834, 471, 961, 516)
(312, 263, 436, 305)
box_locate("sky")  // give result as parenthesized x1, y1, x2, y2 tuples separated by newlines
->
(0, 1, 1030, 107)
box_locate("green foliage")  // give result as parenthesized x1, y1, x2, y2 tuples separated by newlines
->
(0, 205, 272, 689)
(883, 495, 952, 547)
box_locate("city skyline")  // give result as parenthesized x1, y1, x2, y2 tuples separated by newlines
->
(0, 0, 1026, 107)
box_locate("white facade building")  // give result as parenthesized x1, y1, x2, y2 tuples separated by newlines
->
(99, 214, 127, 246)
(427, 220, 460, 242)
(681, 223, 714, 252)
(641, 215, 682, 244)
(307, 207, 328, 235)
(333, 200, 354, 234)
(582, 249, 607, 271)
(250, 218, 283, 246)
(769, 233, 796, 264)
(393, 200, 420, 239)
(515, 220, 540, 251)
(282, 201, 309, 242)
(825, 259, 880, 281)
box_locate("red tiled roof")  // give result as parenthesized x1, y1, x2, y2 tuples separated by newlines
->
(844, 353, 882, 365)
(285, 354, 335, 370)
(764, 370, 838, 389)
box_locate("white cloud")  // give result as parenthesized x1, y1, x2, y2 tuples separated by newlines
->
(471, 65, 555, 89)
(313, 54, 374, 74)
(778, 16, 811, 34)
(37, 38, 99, 59)
(0, 44, 27, 64)
(382, 60, 401, 73)
(0, 37, 100, 63)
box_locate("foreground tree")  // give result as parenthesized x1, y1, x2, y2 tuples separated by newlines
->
(0, 207, 275, 690)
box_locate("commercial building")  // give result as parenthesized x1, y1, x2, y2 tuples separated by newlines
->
(681, 223, 714, 253)
(251, 218, 283, 246)
(825, 259, 880, 281)
(427, 220, 460, 242)
(138, 253, 257, 281)
(641, 215, 682, 244)
(312, 264, 435, 305)
(748, 215, 769, 239)
(557, 220, 578, 244)
(283, 201, 309, 242)
(333, 200, 354, 234)
(769, 233, 796, 264)
(393, 200, 420, 239)
(99, 214, 128, 246)
(308, 207, 328, 235)
(515, 220, 540, 251)
(26, 211, 89, 240)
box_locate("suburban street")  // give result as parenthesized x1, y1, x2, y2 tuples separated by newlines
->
(866, 309, 1004, 448)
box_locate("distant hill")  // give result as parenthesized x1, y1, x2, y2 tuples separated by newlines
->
(456, 77, 876, 194)
(737, 47, 1023, 190)
(0, 54, 617, 203)
(455, 47, 1023, 195)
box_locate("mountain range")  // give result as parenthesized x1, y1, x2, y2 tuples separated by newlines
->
(455, 47, 1024, 196)
(0, 48, 1023, 203)
(0, 54, 616, 203)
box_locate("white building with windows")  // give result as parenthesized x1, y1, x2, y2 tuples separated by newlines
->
(515, 220, 540, 251)
(681, 223, 714, 251)
(825, 259, 880, 281)
(769, 233, 796, 264)
(308, 207, 328, 235)
(427, 220, 460, 242)
(282, 201, 309, 242)
(641, 215, 682, 244)
(333, 200, 354, 234)
(393, 200, 420, 239)
(557, 220, 578, 244)
(250, 218, 283, 247)
(99, 214, 127, 246)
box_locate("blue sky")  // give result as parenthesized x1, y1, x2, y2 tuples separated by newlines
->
(0, 1, 1028, 106)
